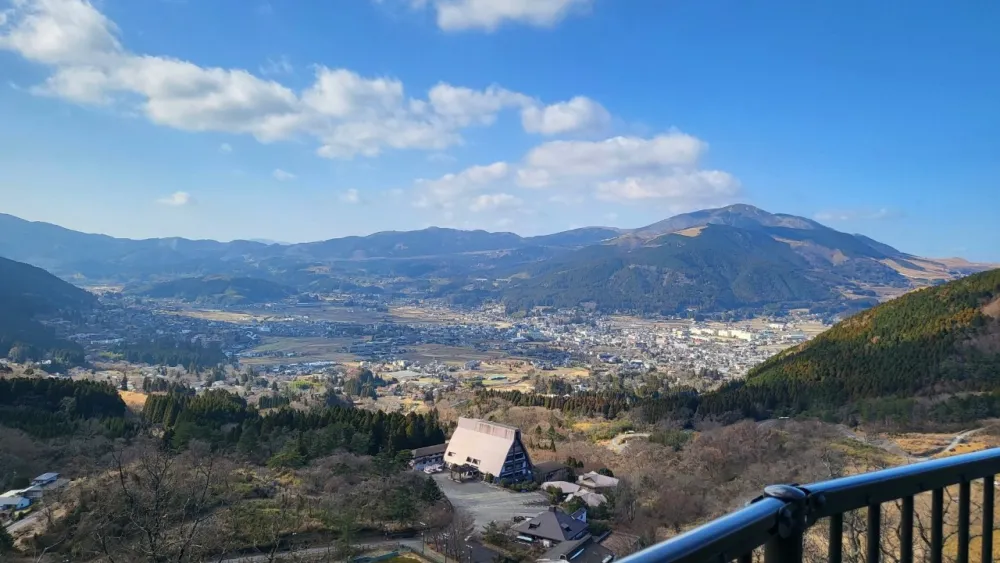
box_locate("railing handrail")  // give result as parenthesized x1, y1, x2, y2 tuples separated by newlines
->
(617, 446, 1000, 563)
(617, 497, 785, 563)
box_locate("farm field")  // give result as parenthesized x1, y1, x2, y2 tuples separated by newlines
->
(118, 390, 148, 411)
(400, 344, 505, 364)
(241, 337, 359, 366)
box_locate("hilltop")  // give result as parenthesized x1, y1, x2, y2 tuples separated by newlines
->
(0, 256, 95, 368)
(645, 268, 1000, 425)
(134, 276, 298, 305)
(744, 267, 1000, 405)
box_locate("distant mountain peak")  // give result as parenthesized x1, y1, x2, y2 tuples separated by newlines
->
(631, 204, 821, 238)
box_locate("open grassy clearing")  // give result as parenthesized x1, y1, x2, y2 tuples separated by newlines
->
(118, 390, 148, 411)
(894, 433, 957, 455)
(241, 337, 358, 366)
(400, 344, 505, 364)
(164, 308, 261, 323)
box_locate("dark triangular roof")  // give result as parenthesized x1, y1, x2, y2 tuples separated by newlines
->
(514, 507, 588, 542)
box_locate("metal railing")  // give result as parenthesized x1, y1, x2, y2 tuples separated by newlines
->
(619, 448, 1000, 563)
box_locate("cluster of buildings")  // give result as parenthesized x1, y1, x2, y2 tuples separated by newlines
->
(410, 417, 618, 563)
(0, 472, 60, 517)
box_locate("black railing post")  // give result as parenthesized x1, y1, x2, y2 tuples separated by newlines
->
(829, 513, 843, 563)
(762, 485, 808, 563)
(984, 475, 995, 563)
(959, 480, 971, 563)
(932, 488, 944, 563)
(901, 496, 913, 563)
(867, 502, 881, 563)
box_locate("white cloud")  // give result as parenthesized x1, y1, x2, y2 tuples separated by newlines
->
(521, 96, 610, 135)
(339, 188, 361, 204)
(426, 0, 593, 31)
(272, 168, 296, 181)
(259, 55, 293, 76)
(156, 191, 192, 206)
(595, 171, 741, 204)
(303, 67, 405, 119)
(427, 152, 457, 164)
(814, 208, 899, 222)
(31, 64, 113, 103)
(413, 161, 509, 209)
(518, 133, 706, 187)
(219, 142, 232, 153)
(469, 192, 522, 212)
(427, 83, 531, 127)
(514, 131, 742, 210)
(0, 0, 122, 65)
(0, 0, 609, 160)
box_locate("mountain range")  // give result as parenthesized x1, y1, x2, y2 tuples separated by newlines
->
(0, 205, 993, 315)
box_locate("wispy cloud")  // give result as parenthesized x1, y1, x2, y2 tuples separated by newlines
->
(339, 188, 361, 204)
(272, 169, 296, 182)
(814, 208, 901, 222)
(412, 0, 595, 32)
(156, 191, 192, 206)
(259, 56, 293, 76)
(219, 142, 232, 153)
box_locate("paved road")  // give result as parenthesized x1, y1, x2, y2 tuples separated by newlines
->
(433, 474, 547, 530)
(607, 432, 650, 454)
(220, 536, 500, 563)
(220, 538, 429, 563)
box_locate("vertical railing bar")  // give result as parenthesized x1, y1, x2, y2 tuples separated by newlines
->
(932, 488, 944, 563)
(764, 533, 803, 563)
(829, 513, 843, 563)
(739, 551, 753, 563)
(901, 496, 913, 563)
(984, 475, 995, 563)
(867, 503, 881, 563)
(959, 480, 971, 563)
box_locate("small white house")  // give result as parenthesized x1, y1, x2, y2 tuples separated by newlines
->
(0, 494, 31, 511)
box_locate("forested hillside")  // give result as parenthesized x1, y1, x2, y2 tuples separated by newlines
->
(502, 225, 839, 314)
(639, 269, 1000, 425)
(0, 256, 95, 367)
(143, 390, 448, 465)
(0, 378, 130, 438)
(136, 275, 297, 304)
(732, 268, 1000, 411)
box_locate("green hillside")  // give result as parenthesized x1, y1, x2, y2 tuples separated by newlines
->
(637, 269, 1000, 426)
(138, 276, 297, 305)
(0, 256, 95, 368)
(502, 225, 837, 314)
(750, 267, 1000, 392)
(702, 269, 1000, 420)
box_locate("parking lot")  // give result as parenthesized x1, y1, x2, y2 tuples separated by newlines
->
(433, 474, 548, 529)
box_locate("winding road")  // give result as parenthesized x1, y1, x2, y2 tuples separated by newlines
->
(833, 425, 987, 461)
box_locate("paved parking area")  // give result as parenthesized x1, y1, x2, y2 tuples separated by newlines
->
(433, 474, 548, 529)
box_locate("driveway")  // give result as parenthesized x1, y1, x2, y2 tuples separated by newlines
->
(433, 474, 548, 529)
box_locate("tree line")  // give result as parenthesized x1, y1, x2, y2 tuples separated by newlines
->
(477, 389, 637, 419)
(143, 390, 447, 464)
(0, 377, 131, 438)
(113, 338, 228, 370)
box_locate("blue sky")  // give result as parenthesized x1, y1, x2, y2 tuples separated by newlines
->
(1, 0, 998, 261)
